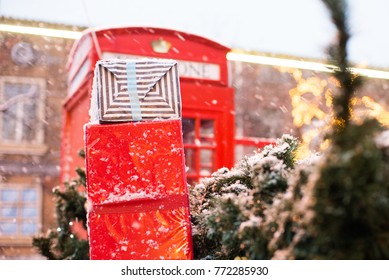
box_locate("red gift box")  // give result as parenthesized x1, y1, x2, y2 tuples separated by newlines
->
(85, 119, 193, 259)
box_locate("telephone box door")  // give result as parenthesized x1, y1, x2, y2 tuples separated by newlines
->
(181, 83, 234, 184)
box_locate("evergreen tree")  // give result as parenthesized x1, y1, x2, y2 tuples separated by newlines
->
(190, 135, 299, 259)
(289, 0, 389, 259)
(33, 161, 89, 260)
(191, 0, 389, 259)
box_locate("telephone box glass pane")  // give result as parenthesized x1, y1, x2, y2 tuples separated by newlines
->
(184, 148, 196, 174)
(182, 118, 195, 144)
(200, 149, 213, 176)
(200, 119, 215, 145)
(200, 166, 212, 177)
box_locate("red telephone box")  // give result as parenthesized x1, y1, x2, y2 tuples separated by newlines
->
(61, 27, 234, 185)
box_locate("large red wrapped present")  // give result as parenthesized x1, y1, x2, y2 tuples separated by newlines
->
(85, 119, 192, 259)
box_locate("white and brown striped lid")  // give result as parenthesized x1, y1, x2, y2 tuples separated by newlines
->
(90, 59, 181, 123)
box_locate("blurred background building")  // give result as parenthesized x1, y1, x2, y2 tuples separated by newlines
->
(1, 16, 389, 259)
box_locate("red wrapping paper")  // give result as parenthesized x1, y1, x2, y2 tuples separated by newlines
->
(85, 119, 193, 259)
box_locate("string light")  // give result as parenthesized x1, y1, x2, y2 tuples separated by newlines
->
(0, 23, 82, 39)
(227, 51, 389, 80)
(1, 23, 388, 80)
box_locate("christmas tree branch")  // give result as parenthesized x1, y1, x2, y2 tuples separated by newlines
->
(322, 0, 362, 130)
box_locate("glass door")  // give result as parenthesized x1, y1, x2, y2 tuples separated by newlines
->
(182, 114, 218, 186)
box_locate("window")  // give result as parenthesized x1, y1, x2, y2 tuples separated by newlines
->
(0, 76, 46, 154)
(0, 183, 42, 244)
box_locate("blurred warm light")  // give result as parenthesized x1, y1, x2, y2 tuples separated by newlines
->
(285, 67, 389, 158)
(227, 51, 389, 80)
(358, 96, 389, 126)
(284, 68, 332, 157)
(0, 24, 82, 39)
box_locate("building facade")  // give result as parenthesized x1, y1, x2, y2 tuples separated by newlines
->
(0, 17, 77, 258)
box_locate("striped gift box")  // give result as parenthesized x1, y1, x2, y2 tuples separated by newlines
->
(91, 59, 181, 122)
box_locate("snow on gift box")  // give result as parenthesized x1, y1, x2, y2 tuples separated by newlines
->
(84, 59, 193, 259)
(89, 59, 181, 123)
